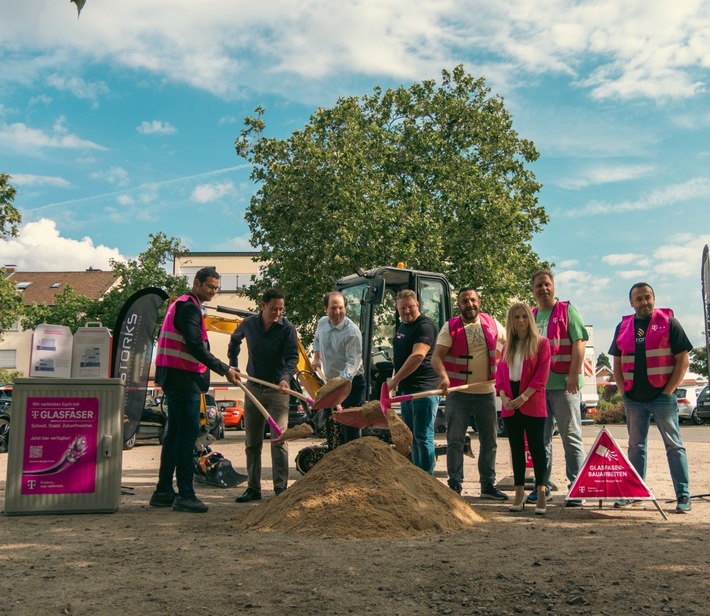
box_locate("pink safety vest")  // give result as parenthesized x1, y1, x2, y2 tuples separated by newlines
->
(442, 314, 500, 386)
(616, 308, 675, 391)
(533, 301, 572, 374)
(155, 294, 208, 374)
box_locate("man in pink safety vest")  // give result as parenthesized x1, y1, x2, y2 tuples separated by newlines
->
(528, 270, 588, 507)
(431, 287, 508, 500)
(150, 267, 239, 514)
(608, 282, 693, 514)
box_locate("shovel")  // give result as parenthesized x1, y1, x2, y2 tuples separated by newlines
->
(236, 377, 316, 442)
(235, 381, 284, 442)
(239, 374, 352, 410)
(380, 382, 470, 411)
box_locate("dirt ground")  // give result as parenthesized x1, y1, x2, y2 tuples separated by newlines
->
(1, 425, 709, 616)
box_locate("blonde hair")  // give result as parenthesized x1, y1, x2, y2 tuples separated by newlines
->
(503, 302, 540, 363)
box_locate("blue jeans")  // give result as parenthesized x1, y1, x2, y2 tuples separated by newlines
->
(400, 395, 440, 475)
(339, 374, 365, 444)
(156, 389, 201, 499)
(624, 393, 690, 499)
(445, 392, 498, 486)
(542, 389, 585, 487)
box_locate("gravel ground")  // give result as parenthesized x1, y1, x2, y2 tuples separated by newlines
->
(1, 425, 708, 615)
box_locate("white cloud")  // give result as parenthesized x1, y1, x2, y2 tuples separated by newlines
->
(90, 166, 130, 186)
(221, 234, 254, 251)
(558, 259, 578, 268)
(46, 74, 109, 104)
(218, 115, 237, 125)
(566, 177, 710, 217)
(116, 194, 135, 205)
(617, 269, 650, 280)
(9, 174, 71, 188)
(136, 120, 177, 135)
(28, 94, 52, 106)
(0, 219, 124, 271)
(190, 181, 235, 203)
(0, 118, 106, 155)
(602, 253, 647, 267)
(652, 233, 710, 278)
(2, 1, 709, 104)
(557, 164, 655, 190)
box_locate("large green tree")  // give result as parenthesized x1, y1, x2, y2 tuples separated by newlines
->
(22, 233, 189, 333)
(1, 175, 23, 341)
(236, 65, 548, 340)
(0, 268, 23, 341)
(0, 173, 21, 240)
(689, 346, 708, 379)
(596, 351, 612, 371)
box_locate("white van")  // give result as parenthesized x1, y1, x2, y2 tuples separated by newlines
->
(580, 325, 599, 424)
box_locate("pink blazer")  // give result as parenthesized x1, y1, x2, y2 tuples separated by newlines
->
(495, 337, 551, 418)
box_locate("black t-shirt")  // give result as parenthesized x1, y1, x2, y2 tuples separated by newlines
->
(608, 315, 692, 402)
(392, 315, 440, 394)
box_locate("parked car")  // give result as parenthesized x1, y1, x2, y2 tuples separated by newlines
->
(124, 394, 169, 449)
(204, 394, 225, 440)
(217, 398, 245, 430)
(696, 385, 710, 421)
(675, 386, 704, 424)
(0, 383, 11, 453)
(288, 396, 307, 429)
(0, 383, 11, 412)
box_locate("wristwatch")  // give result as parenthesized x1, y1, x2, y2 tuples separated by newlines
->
(521, 393, 529, 402)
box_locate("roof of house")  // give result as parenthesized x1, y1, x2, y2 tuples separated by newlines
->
(7, 269, 120, 306)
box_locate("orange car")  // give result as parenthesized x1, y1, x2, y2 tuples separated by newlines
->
(217, 399, 245, 430)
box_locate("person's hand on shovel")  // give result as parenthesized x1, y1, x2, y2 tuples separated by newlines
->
(437, 375, 451, 396)
(278, 380, 290, 395)
(225, 367, 241, 386)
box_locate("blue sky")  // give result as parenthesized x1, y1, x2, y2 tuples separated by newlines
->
(1, 1, 709, 355)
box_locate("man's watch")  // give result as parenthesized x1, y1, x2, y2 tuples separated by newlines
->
(521, 393, 529, 402)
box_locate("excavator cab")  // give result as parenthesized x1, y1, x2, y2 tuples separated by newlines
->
(335, 266, 453, 401)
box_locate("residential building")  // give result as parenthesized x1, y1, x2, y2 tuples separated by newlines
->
(1, 266, 120, 377)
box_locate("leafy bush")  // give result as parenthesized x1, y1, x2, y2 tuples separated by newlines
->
(596, 386, 625, 423)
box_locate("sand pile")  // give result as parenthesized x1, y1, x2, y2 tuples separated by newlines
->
(239, 437, 485, 539)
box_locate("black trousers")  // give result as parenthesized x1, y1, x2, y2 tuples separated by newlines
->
(503, 411, 547, 488)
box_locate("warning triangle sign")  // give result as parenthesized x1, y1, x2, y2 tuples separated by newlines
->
(567, 428, 654, 500)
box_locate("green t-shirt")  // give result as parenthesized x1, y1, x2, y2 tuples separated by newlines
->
(535, 302, 588, 390)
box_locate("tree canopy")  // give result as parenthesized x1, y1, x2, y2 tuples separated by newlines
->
(0, 174, 21, 241)
(689, 346, 708, 379)
(22, 233, 189, 333)
(0, 175, 23, 341)
(0, 267, 23, 341)
(596, 351, 612, 371)
(236, 65, 548, 340)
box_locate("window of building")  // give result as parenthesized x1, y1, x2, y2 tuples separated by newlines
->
(0, 350, 17, 369)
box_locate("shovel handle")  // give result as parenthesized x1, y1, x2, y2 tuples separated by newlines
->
(385, 384, 471, 406)
(239, 374, 313, 405)
(236, 381, 284, 442)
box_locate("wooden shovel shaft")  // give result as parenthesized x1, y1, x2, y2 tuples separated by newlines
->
(239, 374, 313, 404)
(235, 381, 284, 441)
(390, 384, 471, 403)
